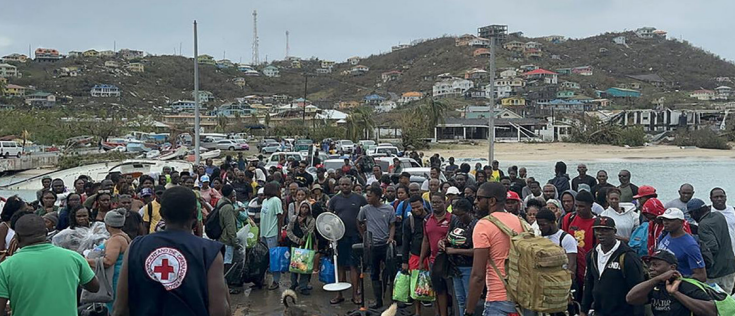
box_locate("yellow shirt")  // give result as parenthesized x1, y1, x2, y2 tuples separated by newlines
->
(142, 200, 162, 233)
(422, 192, 430, 201)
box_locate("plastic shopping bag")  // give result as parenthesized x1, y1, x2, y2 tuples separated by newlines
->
(392, 271, 411, 302)
(319, 257, 336, 284)
(237, 221, 259, 249)
(289, 234, 315, 274)
(410, 270, 435, 302)
(269, 246, 290, 272)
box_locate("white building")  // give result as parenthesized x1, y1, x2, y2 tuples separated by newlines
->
(375, 101, 397, 113)
(433, 78, 474, 98)
(321, 60, 336, 69)
(499, 69, 517, 78)
(0, 63, 19, 78)
(90, 84, 121, 97)
(689, 89, 715, 101)
(104, 61, 119, 68)
(398, 92, 423, 104)
(192, 90, 215, 103)
(715, 86, 732, 100)
(635, 27, 657, 39)
(263, 65, 280, 78)
(613, 36, 627, 45)
(347, 56, 361, 65)
(171, 100, 197, 112)
(99, 50, 116, 57)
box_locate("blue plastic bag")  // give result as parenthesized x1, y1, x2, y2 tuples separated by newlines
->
(319, 257, 336, 284)
(269, 246, 290, 272)
(628, 221, 649, 257)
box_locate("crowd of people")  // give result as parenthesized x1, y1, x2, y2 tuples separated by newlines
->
(0, 148, 733, 316)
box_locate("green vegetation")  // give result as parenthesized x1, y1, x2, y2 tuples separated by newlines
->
(673, 129, 731, 150)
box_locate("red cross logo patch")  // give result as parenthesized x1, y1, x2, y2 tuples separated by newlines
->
(145, 247, 188, 291)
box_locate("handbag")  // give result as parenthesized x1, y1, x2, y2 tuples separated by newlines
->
(80, 257, 114, 304)
(289, 234, 315, 274)
(319, 257, 336, 284)
(269, 246, 290, 272)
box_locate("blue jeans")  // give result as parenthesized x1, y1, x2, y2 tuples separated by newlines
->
(483, 301, 516, 316)
(453, 266, 472, 316)
(264, 236, 281, 283)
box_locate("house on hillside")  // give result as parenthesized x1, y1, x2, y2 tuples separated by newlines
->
(55, 67, 79, 77)
(213, 102, 255, 116)
(523, 48, 542, 58)
(237, 64, 254, 72)
(522, 68, 558, 84)
(291, 60, 302, 68)
(433, 78, 474, 98)
(501, 96, 526, 106)
(613, 36, 627, 45)
(464, 87, 487, 99)
(653, 30, 667, 39)
(381, 70, 401, 82)
(347, 56, 361, 65)
(0, 63, 19, 78)
(605, 108, 708, 132)
(119, 49, 145, 59)
(376, 101, 397, 113)
(35, 48, 62, 62)
(485, 84, 512, 99)
(3, 84, 26, 97)
(544, 35, 566, 43)
(715, 86, 732, 100)
(90, 84, 121, 97)
(216, 59, 234, 69)
(627, 74, 667, 87)
(338, 101, 361, 110)
(399, 91, 423, 104)
(244, 69, 260, 77)
(473, 48, 491, 57)
(364, 94, 386, 105)
(197, 55, 216, 66)
(689, 89, 716, 101)
(351, 65, 369, 75)
(500, 69, 517, 78)
(99, 50, 115, 57)
(83, 50, 99, 57)
(464, 68, 488, 80)
(25, 91, 56, 107)
(572, 66, 593, 76)
(561, 81, 580, 89)
(520, 64, 538, 72)
(263, 65, 280, 77)
(600, 87, 641, 98)
(635, 27, 659, 39)
(556, 90, 575, 99)
(321, 60, 336, 69)
(503, 41, 524, 51)
(1, 54, 28, 63)
(556, 68, 572, 75)
(316, 68, 332, 74)
(170, 100, 197, 112)
(468, 37, 490, 47)
(233, 77, 247, 87)
(104, 61, 119, 68)
(455, 34, 477, 46)
(464, 106, 522, 119)
(477, 25, 508, 39)
(525, 42, 542, 50)
(126, 62, 144, 73)
(193, 90, 215, 103)
(537, 99, 589, 112)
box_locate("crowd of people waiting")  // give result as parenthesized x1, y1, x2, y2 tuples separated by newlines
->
(0, 148, 733, 316)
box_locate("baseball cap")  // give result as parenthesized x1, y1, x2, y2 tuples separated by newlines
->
(577, 183, 591, 193)
(658, 208, 685, 220)
(140, 188, 154, 197)
(686, 198, 707, 213)
(506, 191, 521, 201)
(446, 186, 460, 195)
(592, 216, 616, 229)
(257, 188, 264, 195)
(633, 185, 657, 199)
(643, 249, 678, 265)
(312, 184, 323, 192)
(200, 175, 210, 183)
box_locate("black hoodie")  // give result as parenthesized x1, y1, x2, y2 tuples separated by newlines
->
(581, 242, 645, 316)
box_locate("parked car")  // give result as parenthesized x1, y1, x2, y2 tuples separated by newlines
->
(258, 138, 278, 151)
(294, 139, 313, 152)
(335, 139, 355, 153)
(214, 139, 249, 151)
(0, 141, 22, 158)
(374, 157, 421, 173)
(372, 145, 400, 157)
(261, 143, 282, 154)
(322, 158, 354, 172)
(265, 152, 303, 169)
(402, 167, 448, 183)
(201, 137, 220, 150)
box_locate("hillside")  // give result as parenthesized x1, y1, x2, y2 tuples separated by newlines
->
(2, 30, 735, 113)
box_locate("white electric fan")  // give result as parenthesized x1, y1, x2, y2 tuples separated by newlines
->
(316, 212, 352, 292)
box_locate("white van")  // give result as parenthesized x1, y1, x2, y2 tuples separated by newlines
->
(0, 141, 22, 158)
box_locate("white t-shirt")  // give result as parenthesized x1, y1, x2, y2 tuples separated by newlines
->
(545, 230, 578, 254)
(713, 205, 735, 256)
(596, 240, 621, 277)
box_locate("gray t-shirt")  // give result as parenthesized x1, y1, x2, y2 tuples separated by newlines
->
(358, 204, 396, 245)
(665, 198, 696, 225)
(328, 192, 368, 238)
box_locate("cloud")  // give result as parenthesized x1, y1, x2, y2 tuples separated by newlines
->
(0, 36, 12, 49)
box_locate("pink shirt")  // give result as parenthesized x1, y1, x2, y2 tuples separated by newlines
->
(472, 212, 523, 302)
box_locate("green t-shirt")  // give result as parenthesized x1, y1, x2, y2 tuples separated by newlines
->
(260, 197, 283, 238)
(0, 243, 95, 316)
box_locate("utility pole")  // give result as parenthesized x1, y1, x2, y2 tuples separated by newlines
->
(194, 20, 201, 165)
(302, 73, 308, 124)
(285, 31, 290, 59)
(252, 10, 259, 65)
(486, 25, 508, 164)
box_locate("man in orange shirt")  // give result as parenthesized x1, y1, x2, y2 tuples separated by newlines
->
(465, 182, 524, 316)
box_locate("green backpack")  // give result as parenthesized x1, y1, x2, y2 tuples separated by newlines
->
(682, 278, 735, 315)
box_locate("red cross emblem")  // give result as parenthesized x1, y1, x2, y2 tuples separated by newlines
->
(146, 247, 188, 291)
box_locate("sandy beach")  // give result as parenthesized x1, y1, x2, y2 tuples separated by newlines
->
(428, 142, 735, 162)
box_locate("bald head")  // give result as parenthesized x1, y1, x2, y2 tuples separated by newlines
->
(15, 214, 47, 246)
(679, 183, 694, 203)
(408, 183, 421, 197)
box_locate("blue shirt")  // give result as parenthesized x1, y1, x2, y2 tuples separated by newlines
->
(657, 233, 704, 277)
(395, 199, 432, 219)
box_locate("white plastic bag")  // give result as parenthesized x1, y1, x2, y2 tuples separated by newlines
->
(52, 222, 110, 254)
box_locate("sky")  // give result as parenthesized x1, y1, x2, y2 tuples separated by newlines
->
(1, 0, 734, 63)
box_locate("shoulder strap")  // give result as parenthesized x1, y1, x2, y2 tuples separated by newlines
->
(409, 214, 415, 234)
(619, 252, 626, 277)
(566, 212, 576, 229)
(482, 214, 517, 238)
(147, 203, 153, 220)
(486, 259, 524, 315)
(559, 231, 568, 247)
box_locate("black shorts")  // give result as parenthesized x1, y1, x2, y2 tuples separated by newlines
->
(336, 235, 360, 267)
(429, 262, 450, 294)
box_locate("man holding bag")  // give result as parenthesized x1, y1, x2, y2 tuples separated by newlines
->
(357, 186, 396, 309)
(286, 201, 316, 295)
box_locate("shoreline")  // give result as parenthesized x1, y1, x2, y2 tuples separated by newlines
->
(428, 143, 735, 162)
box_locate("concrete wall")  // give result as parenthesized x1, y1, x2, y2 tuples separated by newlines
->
(0, 155, 59, 173)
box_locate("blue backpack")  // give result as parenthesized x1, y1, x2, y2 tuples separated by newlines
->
(628, 221, 649, 257)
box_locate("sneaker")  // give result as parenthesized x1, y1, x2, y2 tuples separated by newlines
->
(421, 301, 432, 307)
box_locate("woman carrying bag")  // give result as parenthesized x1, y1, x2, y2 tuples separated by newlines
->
(286, 201, 316, 295)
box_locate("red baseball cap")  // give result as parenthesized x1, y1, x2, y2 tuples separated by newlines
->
(633, 185, 657, 199)
(506, 191, 522, 201)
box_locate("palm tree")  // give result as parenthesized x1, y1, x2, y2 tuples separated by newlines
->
(264, 113, 271, 136)
(347, 107, 375, 140)
(421, 97, 448, 129)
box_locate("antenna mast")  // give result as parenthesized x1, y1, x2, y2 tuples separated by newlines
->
(286, 31, 290, 59)
(252, 10, 259, 65)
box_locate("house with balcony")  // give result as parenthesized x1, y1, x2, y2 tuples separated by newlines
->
(126, 62, 144, 73)
(338, 101, 361, 110)
(119, 49, 145, 59)
(561, 81, 580, 89)
(34, 48, 62, 62)
(68, 51, 82, 58)
(613, 36, 627, 45)
(83, 50, 99, 57)
(244, 69, 260, 77)
(321, 60, 336, 69)
(556, 68, 572, 75)
(525, 42, 542, 50)
(237, 64, 254, 72)
(347, 56, 361, 65)
(213, 102, 255, 116)
(381, 70, 401, 82)
(501, 96, 526, 106)
(468, 37, 490, 47)
(1, 54, 28, 63)
(433, 78, 474, 98)
(689, 89, 716, 101)
(537, 99, 589, 112)
(399, 91, 423, 104)
(197, 55, 216, 66)
(463, 106, 523, 119)
(503, 41, 525, 51)
(523, 48, 542, 58)
(0, 63, 19, 78)
(216, 59, 234, 69)
(520, 64, 539, 72)
(635, 27, 657, 39)
(351, 65, 369, 76)
(192, 90, 215, 103)
(90, 84, 121, 97)
(572, 66, 593, 76)
(3, 84, 26, 97)
(99, 50, 115, 57)
(376, 100, 397, 113)
(483, 84, 512, 99)
(473, 48, 491, 57)
(464, 68, 488, 80)
(364, 94, 386, 105)
(24, 91, 56, 107)
(170, 100, 197, 112)
(316, 68, 332, 74)
(715, 86, 732, 100)
(455, 34, 477, 46)
(500, 69, 517, 78)
(263, 65, 280, 77)
(522, 68, 558, 84)
(556, 90, 575, 99)
(543, 35, 566, 43)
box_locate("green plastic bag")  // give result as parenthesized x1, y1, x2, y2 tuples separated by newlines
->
(392, 271, 410, 302)
(238, 221, 259, 248)
(683, 278, 735, 315)
(289, 234, 315, 274)
(410, 270, 435, 302)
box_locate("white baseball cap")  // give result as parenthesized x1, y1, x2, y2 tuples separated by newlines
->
(658, 208, 685, 220)
(446, 186, 461, 195)
(257, 188, 264, 195)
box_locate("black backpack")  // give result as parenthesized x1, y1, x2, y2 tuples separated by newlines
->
(204, 201, 224, 240)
